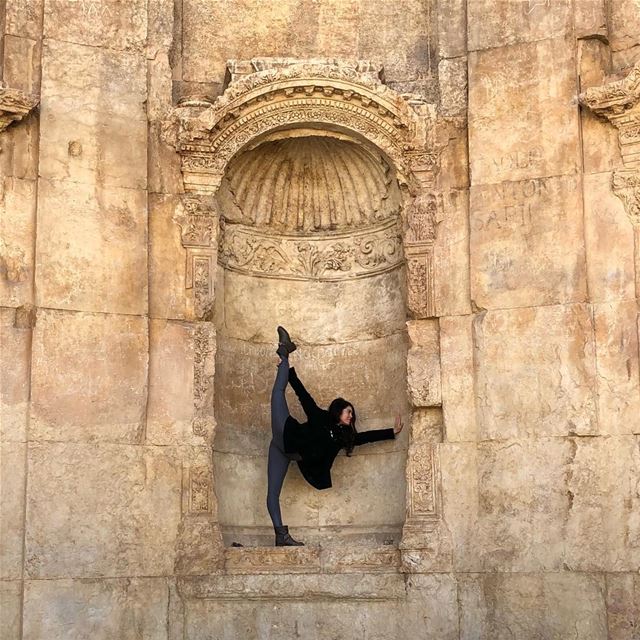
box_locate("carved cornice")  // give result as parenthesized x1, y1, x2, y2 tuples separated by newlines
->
(163, 58, 440, 192)
(218, 217, 404, 281)
(0, 82, 39, 140)
(579, 61, 640, 225)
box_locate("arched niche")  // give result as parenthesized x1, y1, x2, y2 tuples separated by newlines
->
(212, 127, 409, 545)
(165, 58, 447, 556)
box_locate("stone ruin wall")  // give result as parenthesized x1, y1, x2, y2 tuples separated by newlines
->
(1, 0, 639, 638)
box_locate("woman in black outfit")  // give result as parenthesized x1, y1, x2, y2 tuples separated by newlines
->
(268, 326, 404, 546)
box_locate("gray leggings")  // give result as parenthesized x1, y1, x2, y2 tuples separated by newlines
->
(266, 354, 297, 528)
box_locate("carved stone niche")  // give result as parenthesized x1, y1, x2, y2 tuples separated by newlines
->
(163, 58, 450, 573)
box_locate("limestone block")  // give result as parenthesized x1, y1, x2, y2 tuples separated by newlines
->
(147, 319, 206, 446)
(39, 40, 147, 190)
(215, 333, 409, 437)
(35, 178, 148, 315)
(438, 57, 467, 117)
(473, 304, 597, 439)
(23, 578, 169, 640)
(406, 320, 441, 407)
(219, 267, 407, 345)
(1, 177, 36, 307)
(318, 450, 406, 527)
(468, 37, 580, 185)
(434, 188, 471, 317)
(148, 122, 184, 196)
(6, 0, 43, 39)
(467, 0, 572, 51)
(25, 442, 183, 578)
(440, 439, 573, 572)
(564, 435, 640, 572)
(149, 194, 188, 320)
(458, 572, 607, 639)
(30, 310, 148, 444)
(213, 450, 320, 528)
(593, 301, 640, 435)
(3, 34, 41, 96)
(181, 575, 457, 640)
(470, 174, 587, 309)
(610, 0, 640, 60)
(0, 308, 31, 442)
(43, 0, 147, 51)
(182, 0, 437, 92)
(605, 573, 640, 640)
(436, 119, 470, 191)
(0, 580, 22, 640)
(584, 172, 636, 303)
(147, 0, 175, 55)
(1, 442, 26, 579)
(440, 314, 476, 442)
(437, 0, 466, 58)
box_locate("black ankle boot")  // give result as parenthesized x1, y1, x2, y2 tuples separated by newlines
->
(274, 525, 304, 546)
(276, 326, 297, 356)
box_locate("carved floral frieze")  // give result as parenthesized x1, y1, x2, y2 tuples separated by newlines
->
(218, 218, 404, 281)
(0, 82, 39, 142)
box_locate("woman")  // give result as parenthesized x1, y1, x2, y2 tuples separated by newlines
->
(267, 326, 404, 547)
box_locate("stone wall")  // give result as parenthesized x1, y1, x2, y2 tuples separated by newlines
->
(1, 1, 639, 639)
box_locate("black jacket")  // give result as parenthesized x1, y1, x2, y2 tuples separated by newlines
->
(283, 366, 396, 490)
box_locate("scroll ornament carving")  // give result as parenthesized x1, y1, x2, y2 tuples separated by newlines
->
(175, 195, 217, 320)
(0, 82, 39, 142)
(579, 60, 640, 225)
(217, 218, 403, 281)
(192, 324, 215, 438)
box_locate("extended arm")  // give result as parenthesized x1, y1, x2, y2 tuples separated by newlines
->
(353, 428, 396, 446)
(288, 367, 322, 419)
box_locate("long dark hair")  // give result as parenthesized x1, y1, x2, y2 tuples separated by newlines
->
(328, 397, 358, 456)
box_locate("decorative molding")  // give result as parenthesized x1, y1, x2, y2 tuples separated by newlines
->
(579, 60, 640, 225)
(0, 82, 39, 143)
(174, 195, 218, 320)
(163, 58, 441, 192)
(189, 466, 213, 514)
(218, 218, 404, 281)
(192, 324, 215, 438)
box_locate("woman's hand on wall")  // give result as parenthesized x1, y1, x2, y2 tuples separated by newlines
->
(393, 413, 404, 435)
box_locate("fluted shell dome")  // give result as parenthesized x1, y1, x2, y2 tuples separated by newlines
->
(221, 136, 400, 232)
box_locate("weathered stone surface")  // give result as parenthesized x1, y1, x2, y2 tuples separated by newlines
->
(440, 438, 573, 572)
(458, 572, 607, 639)
(440, 314, 476, 442)
(584, 172, 636, 303)
(469, 36, 580, 185)
(438, 57, 467, 117)
(437, 0, 466, 58)
(39, 40, 147, 190)
(610, 0, 640, 69)
(467, 0, 573, 51)
(182, 0, 438, 96)
(470, 174, 587, 309)
(1, 442, 26, 579)
(23, 578, 169, 640)
(42, 0, 147, 51)
(593, 301, 640, 435)
(6, 0, 43, 40)
(30, 309, 148, 444)
(35, 178, 148, 315)
(605, 573, 640, 639)
(564, 435, 640, 571)
(406, 319, 441, 407)
(147, 319, 198, 445)
(0, 177, 36, 307)
(25, 442, 184, 579)
(474, 304, 597, 439)
(0, 307, 31, 442)
(434, 188, 470, 316)
(217, 267, 407, 345)
(0, 580, 22, 640)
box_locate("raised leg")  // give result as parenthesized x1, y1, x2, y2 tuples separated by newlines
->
(270, 354, 290, 451)
(266, 440, 290, 528)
